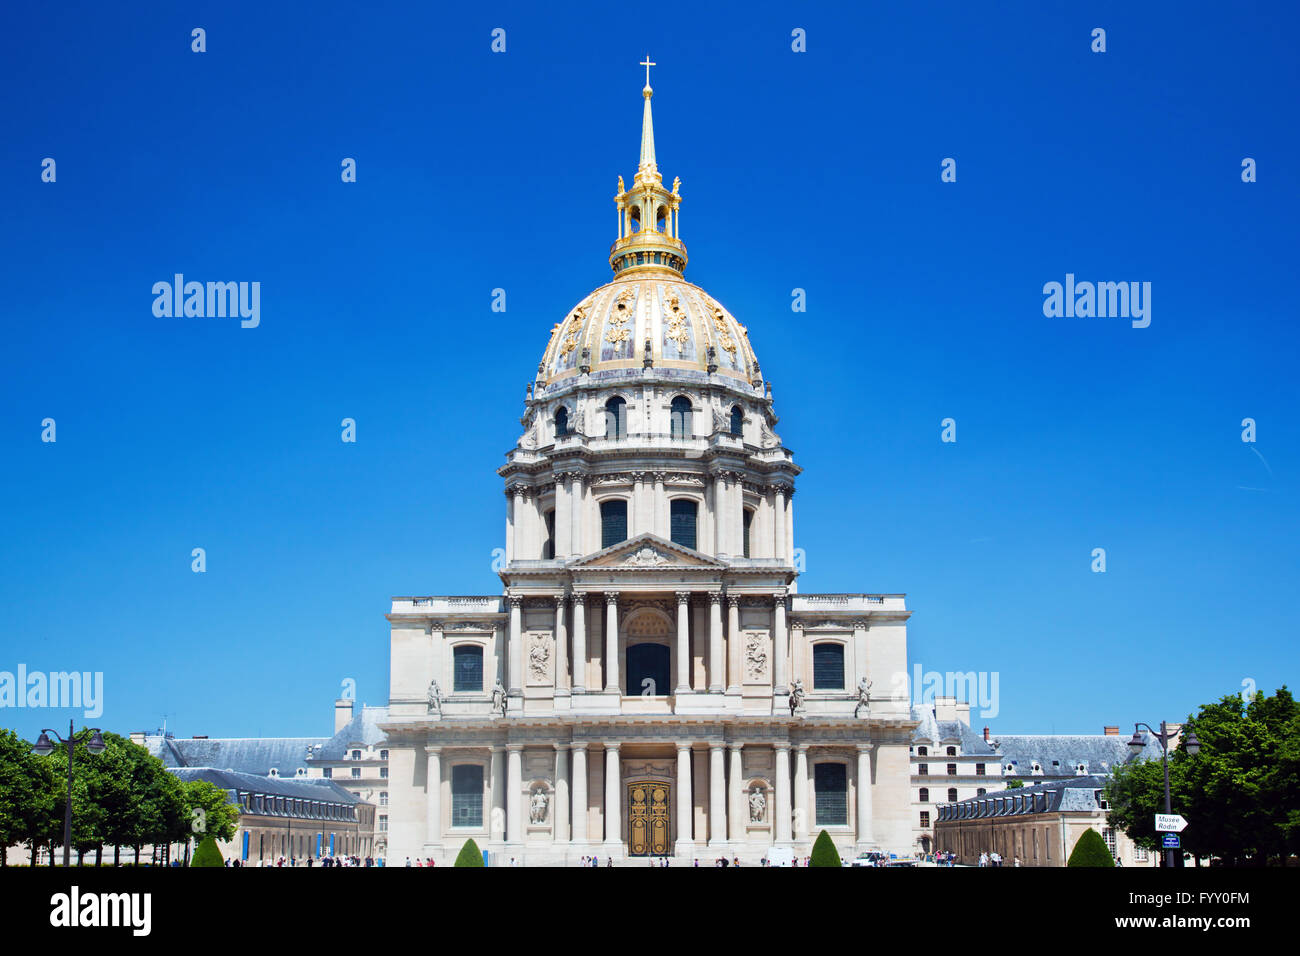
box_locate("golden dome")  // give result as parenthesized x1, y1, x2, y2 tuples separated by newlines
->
(539, 276, 759, 388)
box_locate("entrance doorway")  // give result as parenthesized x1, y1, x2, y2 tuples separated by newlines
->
(627, 781, 671, 856)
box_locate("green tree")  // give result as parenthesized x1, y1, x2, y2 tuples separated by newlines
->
(183, 779, 240, 845)
(190, 835, 224, 867)
(1067, 828, 1114, 867)
(1005, 779, 1024, 789)
(1106, 687, 1300, 866)
(809, 829, 841, 867)
(454, 838, 485, 867)
(0, 730, 57, 866)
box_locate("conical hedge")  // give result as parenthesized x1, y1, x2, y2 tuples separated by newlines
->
(809, 829, 841, 867)
(190, 835, 224, 867)
(1067, 828, 1115, 867)
(454, 838, 485, 867)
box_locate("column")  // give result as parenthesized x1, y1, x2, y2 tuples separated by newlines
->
(772, 593, 788, 698)
(633, 472, 646, 536)
(676, 743, 694, 853)
(653, 472, 667, 537)
(604, 744, 621, 849)
(793, 745, 810, 843)
(570, 475, 584, 558)
(508, 595, 523, 696)
(856, 744, 875, 847)
(507, 489, 518, 562)
(727, 744, 744, 843)
(774, 744, 792, 844)
(675, 591, 691, 695)
(709, 744, 726, 846)
(572, 594, 587, 693)
(708, 592, 723, 693)
(571, 744, 589, 844)
(715, 475, 730, 557)
(555, 474, 571, 559)
(712, 475, 724, 555)
(554, 744, 570, 843)
(604, 591, 620, 693)
(554, 595, 569, 696)
(490, 747, 506, 843)
(786, 492, 794, 566)
(506, 744, 523, 845)
(726, 595, 742, 694)
(425, 746, 442, 848)
(773, 487, 786, 563)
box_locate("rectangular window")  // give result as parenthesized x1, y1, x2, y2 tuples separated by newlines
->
(453, 645, 484, 692)
(919, 811, 930, 828)
(947, 763, 957, 776)
(451, 765, 485, 828)
(380, 767, 388, 779)
(670, 499, 698, 550)
(814, 762, 848, 826)
(601, 499, 628, 549)
(378, 815, 388, 833)
(742, 509, 752, 558)
(811, 643, 845, 690)
(351, 767, 360, 779)
(918, 764, 928, 775)
(322, 768, 331, 779)
(975, 763, 985, 775)
(1103, 827, 1117, 858)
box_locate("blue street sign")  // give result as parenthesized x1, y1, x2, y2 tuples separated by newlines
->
(1161, 833, 1180, 849)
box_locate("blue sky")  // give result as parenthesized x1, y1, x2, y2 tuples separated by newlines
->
(1, 1, 1296, 741)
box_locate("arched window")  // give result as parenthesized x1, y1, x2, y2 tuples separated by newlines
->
(812, 643, 845, 690)
(452, 645, 484, 692)
(946, 746, 957, 756)
(542, 509, 555, 560)
(917, 746, 928, 757)
(554, 407, 569, 438)
(948, 788, 958, 803)
(919, 788, 929, 803)
(605, 397, 627, 439)
(670, 396, 692, 439)
(730, 405, 743, 437)
(670, 499, 697, 550)
(600, 499, 628, 549)
(814, 762, 848, 826)
(451, 765, 483, 828)
(742, 509, 753, 558)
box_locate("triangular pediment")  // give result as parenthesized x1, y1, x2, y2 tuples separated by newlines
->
(569, 533, 725, 570)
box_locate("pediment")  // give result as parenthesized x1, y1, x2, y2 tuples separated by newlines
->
(569, 533, 725, 570)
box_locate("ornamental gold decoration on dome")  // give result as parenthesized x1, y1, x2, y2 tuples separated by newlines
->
(605, 310, 630, 344)
(712, 306, 737, 353)
(559, 308, 585, 357)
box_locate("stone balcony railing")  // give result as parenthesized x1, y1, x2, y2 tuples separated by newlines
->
(391, 596, 504, 614)
(791, 594, 904, 612)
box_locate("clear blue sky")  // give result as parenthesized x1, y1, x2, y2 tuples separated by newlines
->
(2, 2, 1296, 741)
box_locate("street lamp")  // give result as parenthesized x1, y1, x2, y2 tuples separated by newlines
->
(32, 720, 105, 867)
(1127, 721, 1200, 867)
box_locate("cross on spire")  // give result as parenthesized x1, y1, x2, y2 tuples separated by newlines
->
(640, 55, 656, 89)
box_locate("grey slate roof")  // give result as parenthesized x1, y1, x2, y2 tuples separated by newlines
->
(166, 767, 362, 804)
(989, 733, 1163, 776)
(312, 705, 389, 761)
(144, 735, 327, 776)
(910, 706, 998, 756)
(937, 774, 1111, 821)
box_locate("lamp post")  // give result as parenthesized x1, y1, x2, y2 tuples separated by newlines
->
(32, 719, 106, 867)
(1127, 721, 1200, 868)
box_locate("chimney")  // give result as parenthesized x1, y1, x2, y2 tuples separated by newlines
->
(983, 726, 990, 742)
(129, 731, 146, 746)
(934, 696, 958, 722)
(1103, 726, 1119, 736)
(335, 698, 354, 733)
(956, 701, 971, 726)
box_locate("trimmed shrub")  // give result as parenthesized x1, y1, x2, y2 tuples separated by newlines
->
(190, 836, 224, 867)
(454, 838, 485, 867)
(1067, 828, 1115, 867)
(809, 830, 841, 867)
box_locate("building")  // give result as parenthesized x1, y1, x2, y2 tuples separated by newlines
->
(306, 700, 391, 858)
(932, 774, 1155, 867)
(379, 69, 917, 866)
(167, 767, 375, 864)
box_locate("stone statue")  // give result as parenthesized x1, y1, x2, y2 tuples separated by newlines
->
(789, 678, 806, 716)
(748, 786, 766, 823)
(671, 176, 680, 194)
(426, 680, 443, 717)
(491, 679, 507, 717)
(529, 788, 549, 824)
(855, 678, 872, 718)
(617, 175, 625, 194)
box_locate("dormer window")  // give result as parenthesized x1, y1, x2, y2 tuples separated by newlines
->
(555, 406, 569, 437)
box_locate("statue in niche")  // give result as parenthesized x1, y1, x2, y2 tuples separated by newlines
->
(426, 680, 443, 717)
(530, 787, 550, 824)
(749, 786, 766, 823)
(491, 679, 507, 717)
(855, 678, 872, 718)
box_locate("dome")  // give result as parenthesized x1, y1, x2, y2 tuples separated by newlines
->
(539, 277, 759, 388)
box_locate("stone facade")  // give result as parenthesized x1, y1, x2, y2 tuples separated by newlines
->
(380, 71, 917, 865)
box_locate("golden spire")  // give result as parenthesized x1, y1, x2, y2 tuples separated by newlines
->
(610, 59, 687, 278)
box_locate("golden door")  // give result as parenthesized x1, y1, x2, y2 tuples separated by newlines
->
(627, 781, 671, 856)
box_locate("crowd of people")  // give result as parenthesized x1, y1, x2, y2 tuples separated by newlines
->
(250, 855, 382, 867)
